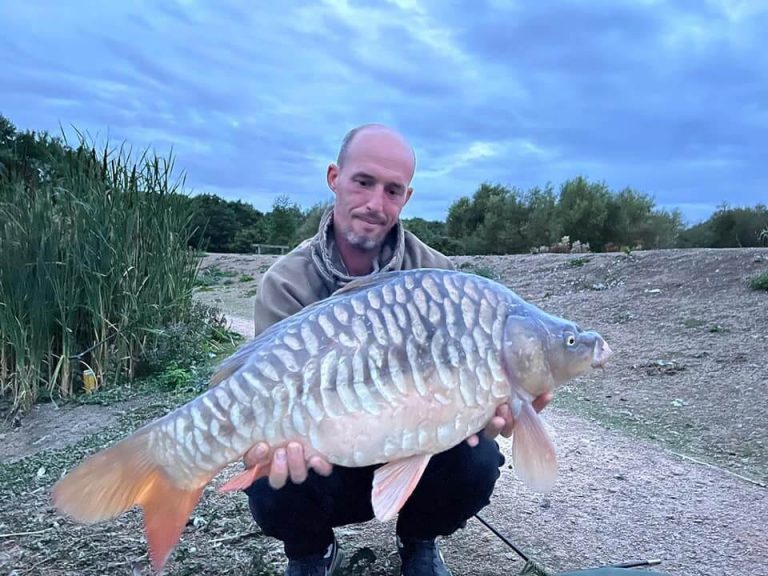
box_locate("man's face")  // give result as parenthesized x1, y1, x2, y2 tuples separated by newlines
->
(327, 129, 414, 252)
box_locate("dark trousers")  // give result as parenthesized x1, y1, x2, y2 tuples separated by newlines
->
(245, 436, 505, 558)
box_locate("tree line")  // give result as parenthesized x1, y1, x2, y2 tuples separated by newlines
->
(184, 180, 767, 255)
(2, 113, 765, 257)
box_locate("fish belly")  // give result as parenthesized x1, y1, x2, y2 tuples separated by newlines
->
(308, 387, 501, 466)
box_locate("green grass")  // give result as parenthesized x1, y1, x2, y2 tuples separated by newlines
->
(457, 261, 499, 280)
(195, 266, 239, 287)
(749, 269, 768, 291)
(568, 256, 592, 267)
(0, 133, 203, 412)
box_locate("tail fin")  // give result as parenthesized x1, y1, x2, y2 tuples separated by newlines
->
(51, 428, 206, 572)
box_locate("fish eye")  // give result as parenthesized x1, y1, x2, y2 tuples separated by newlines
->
(565, 333, 577, 346)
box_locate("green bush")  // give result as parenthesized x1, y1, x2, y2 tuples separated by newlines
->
(135, 302, 230, 378)
(749, 270, 768, 292)
(457, 261, 499, 280)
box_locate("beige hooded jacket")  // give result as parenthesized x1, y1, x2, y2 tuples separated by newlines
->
(252, 207, 454, 337)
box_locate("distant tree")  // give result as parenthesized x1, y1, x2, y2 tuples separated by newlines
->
(605, 188, 655, 248)
(557, 177, 612, 250)
(478, 189, 531, 254)
(266, 195, 304, 246)
(402, 217, 441, 242)
(445, 196, 474, 241)
(402, 217, 463, 255)
(446, 183, 509, 241)
(637, 208, 685, 249)
(446, 183, 525, 254)
(521, 184, 560, 248)
(677, 220, 713, 248)
(0, 116, 16, 179)
(708, 203, 768, 247)
(229, 199, 265, 231)
(188, 194, 240, 252)
(293, 200, 333, 245)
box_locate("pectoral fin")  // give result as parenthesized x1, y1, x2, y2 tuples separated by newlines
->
(371, 454, 432, 521)
(511, 400, 558, 492)
(218, 464, 269, 493)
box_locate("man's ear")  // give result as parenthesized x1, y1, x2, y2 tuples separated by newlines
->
(327, 163, 339, 193)
(404, 186, 414, 205)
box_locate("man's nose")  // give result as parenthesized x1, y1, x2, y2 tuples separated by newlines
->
(365, 186, 386, 212)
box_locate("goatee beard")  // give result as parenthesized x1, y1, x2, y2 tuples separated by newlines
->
(344, 230, 382, 252)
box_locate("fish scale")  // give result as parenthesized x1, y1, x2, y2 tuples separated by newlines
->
(52, 268, 613, 573)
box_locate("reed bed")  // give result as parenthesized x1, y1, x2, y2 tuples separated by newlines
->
(0, 131, 201, 412)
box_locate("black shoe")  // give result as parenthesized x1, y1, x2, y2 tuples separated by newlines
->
(284, 537, 343, 576)
(397, 535, 453, 576)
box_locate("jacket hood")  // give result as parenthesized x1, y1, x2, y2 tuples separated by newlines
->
(309, 206, 406, 289)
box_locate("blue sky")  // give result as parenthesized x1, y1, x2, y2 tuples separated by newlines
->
(1, 0, 766, 225)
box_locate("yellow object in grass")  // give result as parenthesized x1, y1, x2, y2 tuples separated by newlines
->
(83, 369, 98, 393)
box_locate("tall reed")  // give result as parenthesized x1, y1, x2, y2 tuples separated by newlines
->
(0, 129, 201, 412)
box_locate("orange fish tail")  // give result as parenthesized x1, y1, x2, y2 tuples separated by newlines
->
(51, 428, 206, 572)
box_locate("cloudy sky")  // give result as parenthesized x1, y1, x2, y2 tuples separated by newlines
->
(2, 0, 766, 225)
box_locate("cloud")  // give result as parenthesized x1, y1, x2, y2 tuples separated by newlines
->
(0, 0, 765, 226)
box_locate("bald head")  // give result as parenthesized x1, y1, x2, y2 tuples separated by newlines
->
(336, 124, 416, 180)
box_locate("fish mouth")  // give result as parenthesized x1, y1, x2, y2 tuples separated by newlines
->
(591, 339, 613, 368)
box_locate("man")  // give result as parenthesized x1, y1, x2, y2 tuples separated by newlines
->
(244, 124, 551, 576)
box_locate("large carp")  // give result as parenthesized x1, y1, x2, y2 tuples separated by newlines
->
(52, 268, 612, 571)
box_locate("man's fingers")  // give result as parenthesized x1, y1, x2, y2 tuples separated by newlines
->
(268, 448, 288, 489)
(308, 456, 333, 477)
(255, 442, 334, 487)
(243, 442, 270, 469)
(482, 416, 505, 440)
(497, 404, 515, 437)
(286, 442, 308, 484)
(465, 396, 551, 450)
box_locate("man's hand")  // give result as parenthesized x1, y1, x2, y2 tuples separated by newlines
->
(466, 392, 553, 447)
(243, 441, 333, 489)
